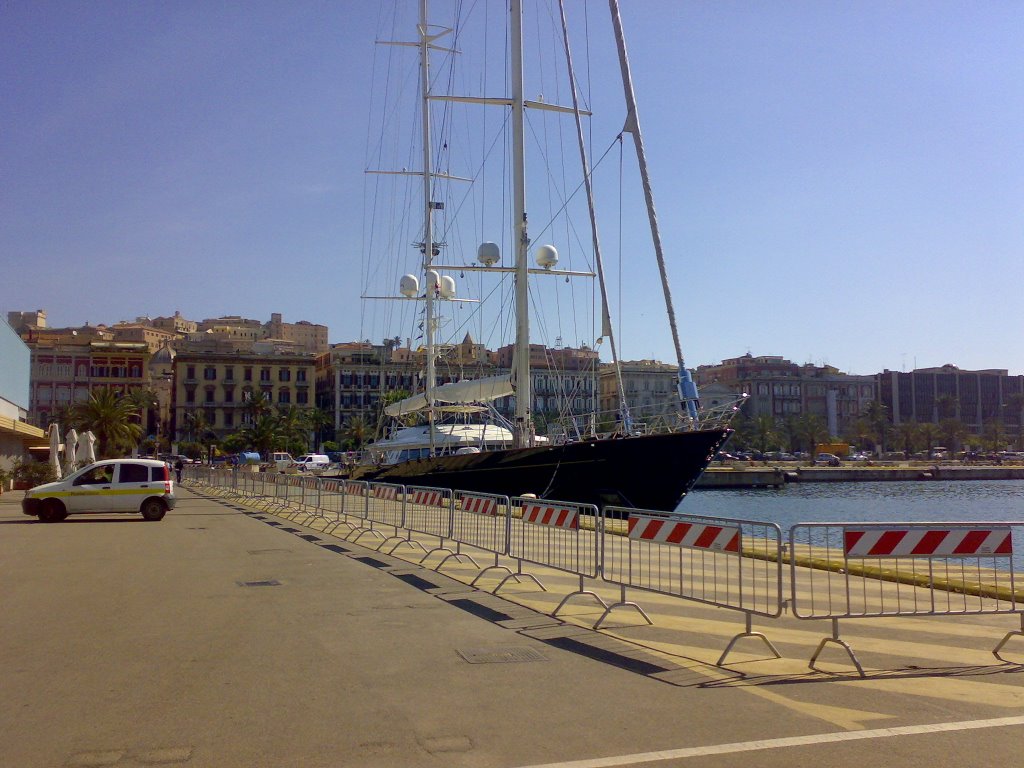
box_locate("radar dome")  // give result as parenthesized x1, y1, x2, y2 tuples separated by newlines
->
(478, 242, 500, 266)
(440, 275, 456, 299)
(399, 274, 419, 297)
(535, 244, 558, 269)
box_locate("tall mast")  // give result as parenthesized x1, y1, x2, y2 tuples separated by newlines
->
(419, 0, 438, 452)
(608, 0, 700, 424)
(511, 0, 533, 447)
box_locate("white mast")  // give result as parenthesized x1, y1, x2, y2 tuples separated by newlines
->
(510, 0, 533, 448)
(419, 0, 438, 453)
(608, 0, 700, 424)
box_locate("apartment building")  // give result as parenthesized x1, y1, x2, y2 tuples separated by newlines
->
(171, 350, 316, 442)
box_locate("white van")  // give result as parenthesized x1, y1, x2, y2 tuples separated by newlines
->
(270, 452, 294, 471)
(292, 454, 330, 471)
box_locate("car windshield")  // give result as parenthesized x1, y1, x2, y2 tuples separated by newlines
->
(73, 465, 114, 485)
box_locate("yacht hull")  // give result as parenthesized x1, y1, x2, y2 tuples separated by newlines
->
(344, 428, 732, 512)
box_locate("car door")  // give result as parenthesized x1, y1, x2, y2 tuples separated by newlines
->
(70, 464, 116, 512)
(112, 462, 152, 511)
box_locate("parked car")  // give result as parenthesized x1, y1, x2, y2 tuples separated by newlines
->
(815, 452, 841, 467)
(21, 458, 175, 522)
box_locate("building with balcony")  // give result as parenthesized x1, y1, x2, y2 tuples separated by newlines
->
(171, 350, 316, 443)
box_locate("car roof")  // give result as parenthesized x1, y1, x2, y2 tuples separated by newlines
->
(93, 458, 168, 467)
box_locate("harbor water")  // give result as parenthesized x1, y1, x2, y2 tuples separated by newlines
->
(684, 480, 1024, 533)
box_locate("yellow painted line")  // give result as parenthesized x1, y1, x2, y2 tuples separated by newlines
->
(511, 715, 1024, 768)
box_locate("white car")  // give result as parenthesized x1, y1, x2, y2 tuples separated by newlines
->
(291, 454, 331, 471)
(21, 458, 176, 522)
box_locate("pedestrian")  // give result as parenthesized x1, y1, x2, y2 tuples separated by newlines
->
(173, 457, 184, 483)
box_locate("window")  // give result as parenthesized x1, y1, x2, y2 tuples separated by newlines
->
(224, 411, 234, 428)
(224, 366, 234, 382)
(118, 464, 149, 483)
(187, 366, 196, 380)
(296, 390, 308, 404)
(244, 367, 253, 382)
(205, 389, 215, 403)
(260, 368, 271, 382)
(224, 389, 234, 403)
(204, 367, 216, 381)
(279, 369, 291, 382)
(296, 369, 307, 383)
(278, 389, 291, 404)
(185, 388, 196, 404)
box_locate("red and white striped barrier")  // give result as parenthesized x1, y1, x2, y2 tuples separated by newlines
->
(844, 527, 1013, 558)
(462, 494, 499, 516)
(373, 485, 398, 500)
(521, 502, 578, 530)
(409, 489, 445, 507)
(628, 515, 740, 553)
(345, 481, 364, 496)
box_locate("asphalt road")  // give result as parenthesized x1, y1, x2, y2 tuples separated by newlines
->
(3, 486, 1024, 768)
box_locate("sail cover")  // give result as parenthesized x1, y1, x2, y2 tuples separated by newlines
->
(384, 375, 515, 417)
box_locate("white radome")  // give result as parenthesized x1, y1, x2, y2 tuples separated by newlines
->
(535, 244, 558, 269)
(478, 241, 500, 266)
(400, 274, 419, 297)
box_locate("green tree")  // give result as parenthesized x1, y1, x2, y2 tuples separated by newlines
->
(305, 407, 333, 451)
(982, 418, 1007, 452)
(892, 421, 921, 458)
(864, 401, 890, 454)
(938, 418, 968, 456)
(242, 414, 280, 459)
(750, 415, 778, 455)
(935, 394, 960, 421)
(1006, 393, 1024, 450)
(277, 405, 310, 455)
(341, 415, 372, 450)
(794, 414, 829, 459)
(73, 388, 144, 458)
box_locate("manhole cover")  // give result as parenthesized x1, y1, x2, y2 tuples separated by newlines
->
(456, 646, 547, 664)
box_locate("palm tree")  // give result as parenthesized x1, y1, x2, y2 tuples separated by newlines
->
(1007, 393, 1024, 450)
(242, 414, 280, 459)
(277, 405, 309, 455)
(305, 407, 333, 452)
(341, 415, 372, 451)
(751, 415, 778, 456)
(864, 401, 890, 454)
(794, 414, 829, 459)
(938, 418, 968, 456)
(935, 394, 960, 421)
(242, 390, 272, 423)
(73, 387, 144, 458)
(982, 418, 1007, 453)
(892, 421, 920, 458)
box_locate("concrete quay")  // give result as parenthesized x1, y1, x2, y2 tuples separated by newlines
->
(5, 485, 1024, 768)
(697, 464, 1024, 487)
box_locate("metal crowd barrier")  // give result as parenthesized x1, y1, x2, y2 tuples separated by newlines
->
(183, 468, 1024, 674)
(790, 521, 1024, 675)
(451, 490, 512, 584)
(601, 507, 784, 664)
(503, 497, 602, 615)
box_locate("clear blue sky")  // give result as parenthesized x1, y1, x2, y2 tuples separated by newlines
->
(2, 1, 1021, 377)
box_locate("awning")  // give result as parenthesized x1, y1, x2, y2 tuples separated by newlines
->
(384, 375, 515, 417)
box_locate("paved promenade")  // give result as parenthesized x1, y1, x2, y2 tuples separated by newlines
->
(3, 485, 1024, 767)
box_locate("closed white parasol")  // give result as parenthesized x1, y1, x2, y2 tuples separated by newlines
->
(64, 429, 79, 475)
(48, 423, 62, 480)
(78, 431, 98, 465)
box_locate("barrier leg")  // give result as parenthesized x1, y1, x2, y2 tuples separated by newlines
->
(717, 612, 782, 667)
(553, 574, 609, 619)
(993, 613, 1024, 662)
(593, 585, 653, 629)
(494, 559, 545, 594)
(809, 618, 865, 677)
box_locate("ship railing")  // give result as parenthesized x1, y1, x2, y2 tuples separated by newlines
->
(601, 506, 784, 666)
(790, 521, 1024, 676)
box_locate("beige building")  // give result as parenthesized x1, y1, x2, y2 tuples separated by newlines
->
(172, 350, 316, 442)
(110, 323, 179, 353)
(599, 360, 681, 431)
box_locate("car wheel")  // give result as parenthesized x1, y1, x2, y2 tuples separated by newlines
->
(39, 500, 67, 523)
(141, 499, 166, 521)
